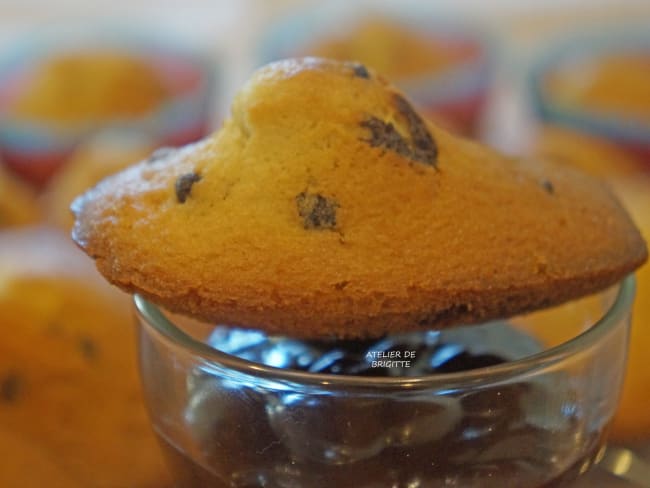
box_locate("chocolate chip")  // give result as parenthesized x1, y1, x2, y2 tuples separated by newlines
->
(393, 94, 438, 166)
(333, 280, 350, 290)
(45, 322, 63, 336)
(541, 180, 555, 195)
(1, 371, 22, 403)
(147, 147, 175, 164)
(175, 172, 202, 203)
(350, 62, 370, 79)
(78, 336, 98, 362)
(361, 117, 412, 158)
(295, 192, 339, 230)
(360, 94, 437, 166)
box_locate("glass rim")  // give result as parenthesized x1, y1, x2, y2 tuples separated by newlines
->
(135, 275, 635, 391)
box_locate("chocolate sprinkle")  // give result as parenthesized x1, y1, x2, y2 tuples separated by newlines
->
(78, 336, 98, 362)
(175, 172, 202, 203)
(351, 63, 370, 79)
(541, 180, 555, 195)
(1, 371, 22, 403)
(333, 280, 350, 290)
(296, 192, 339, 230)
(394, 94, 437, 165)
(361, 118, 412, 158)
(361, 94, 437, 166)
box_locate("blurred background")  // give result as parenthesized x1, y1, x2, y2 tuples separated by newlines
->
(0, 0, 649, 486)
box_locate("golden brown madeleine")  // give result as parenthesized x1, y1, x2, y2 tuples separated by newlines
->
(0, 227, 170, 487)
(72, 58, 647, 338)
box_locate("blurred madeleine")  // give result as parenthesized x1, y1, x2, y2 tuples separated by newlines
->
(0, 226, 170, 487)
(0, 163, 40, 228)
(259, 7, 492, 136)
(533, 125, 644, 178)
(530, 31, 650, 166)
(10, 51, 169, 124)
(542, 52, 650, 124)
(44, 130, 155, 230)
(0, 428, 82, 488)
(0, 29, 215, 187)
(306, 16, 465, 80)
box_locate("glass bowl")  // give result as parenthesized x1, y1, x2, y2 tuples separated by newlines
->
(136, 276, 635, 488)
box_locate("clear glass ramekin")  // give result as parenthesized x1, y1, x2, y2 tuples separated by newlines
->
(136, 276, 635, 488)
